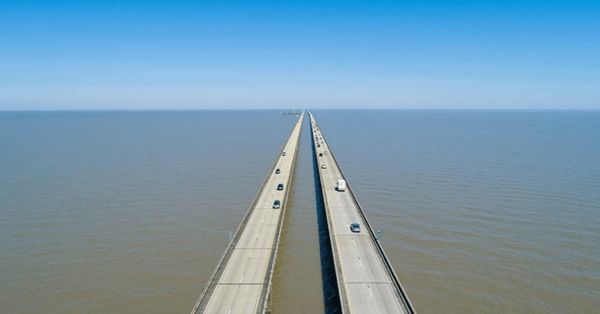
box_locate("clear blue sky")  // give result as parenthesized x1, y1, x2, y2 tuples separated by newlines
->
(1, 0, 599, 110)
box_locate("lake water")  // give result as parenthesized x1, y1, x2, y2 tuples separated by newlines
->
(1, 110, 599, 313)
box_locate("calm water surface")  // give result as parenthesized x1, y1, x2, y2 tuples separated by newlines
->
(1, 110, 599, 313)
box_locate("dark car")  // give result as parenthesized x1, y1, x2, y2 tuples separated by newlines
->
(350, 223, 361, 233)
(275, 168, 281, 174)
(282, 152, 287, 156)
(277, 183, 284, 191)
(319, 153, 323, 157)
(272, 200, 281, 209)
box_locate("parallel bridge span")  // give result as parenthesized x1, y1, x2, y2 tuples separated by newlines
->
(192, 112, 304, 314)
(309, 112, 416, 314)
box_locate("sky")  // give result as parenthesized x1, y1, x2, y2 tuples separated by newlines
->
(1, 0, 599, 110)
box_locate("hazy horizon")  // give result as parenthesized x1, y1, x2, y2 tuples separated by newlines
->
(2, 107, 600, 112)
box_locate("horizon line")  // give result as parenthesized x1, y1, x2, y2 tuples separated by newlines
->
(2, 108, 600, 112)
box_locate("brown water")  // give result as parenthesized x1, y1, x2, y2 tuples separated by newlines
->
(1, 110, 599, 313)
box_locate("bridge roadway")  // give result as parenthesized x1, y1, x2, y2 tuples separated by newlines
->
(192, 112, 304, 314)
(309, 112, 416, 314)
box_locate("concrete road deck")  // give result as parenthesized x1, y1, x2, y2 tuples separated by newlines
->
(309, 112, 415, 314)
(192, 113, 304, 314)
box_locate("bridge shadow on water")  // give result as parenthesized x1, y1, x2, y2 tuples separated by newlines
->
(311, 134, 342, 314)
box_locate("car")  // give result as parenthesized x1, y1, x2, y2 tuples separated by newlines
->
(282, 152, 287, 156)
(336, 179, 346, 192)
(350, 223, 361, 233)
(277, 183, 284, 191)
(319, 153, 323, 157)
(272, 200, 281, 209)
(321, 164, 327, 169)
(275, 168, 281, 174)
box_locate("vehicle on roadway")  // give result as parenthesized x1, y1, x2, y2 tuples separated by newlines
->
(282, 152, 287, 156)
(277, 183, 284, 191)
(275, 168, 281, 174)
(336, 179, 346, 192)
(272, 200, 281, 209)
(319, 153, 323, 157)
(350, 223, 361, 233)
(321, 164, 327, 169)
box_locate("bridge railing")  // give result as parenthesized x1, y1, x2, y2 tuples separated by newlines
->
(308, 113, 349, 312)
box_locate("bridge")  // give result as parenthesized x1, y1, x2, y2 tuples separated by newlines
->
(191, 112, 304, 313)
(192, 111, 415, 313)
(309, 112, 416, 313)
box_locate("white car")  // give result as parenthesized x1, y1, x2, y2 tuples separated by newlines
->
(336, 179, 346, 192)
(321, 164, 327, 169)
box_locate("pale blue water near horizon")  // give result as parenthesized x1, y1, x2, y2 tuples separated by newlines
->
(1, 110, 599, 313)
